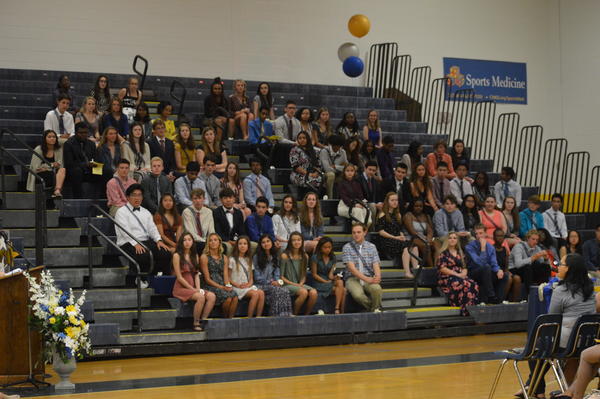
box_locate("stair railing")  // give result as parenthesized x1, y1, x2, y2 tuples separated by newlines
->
(170, 80, 187, 123)
(0, 128, 49, 265)
(132, 55, 149, 91)
(88, 204, 152, 333)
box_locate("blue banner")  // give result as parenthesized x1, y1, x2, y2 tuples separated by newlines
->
(443, 57, 527, 104)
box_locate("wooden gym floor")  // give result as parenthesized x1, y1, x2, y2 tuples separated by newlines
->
(10, 332, 598, 398)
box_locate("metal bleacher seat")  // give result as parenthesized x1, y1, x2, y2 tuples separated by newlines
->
(488, 313, 563, 399)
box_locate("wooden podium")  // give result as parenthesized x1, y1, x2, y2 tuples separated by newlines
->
(0, 266, 44, 386)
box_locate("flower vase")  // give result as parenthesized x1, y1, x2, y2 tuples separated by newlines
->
(52, 351, 76, 390)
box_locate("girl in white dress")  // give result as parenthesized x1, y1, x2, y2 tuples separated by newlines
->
(228, 236, 265, 317)
(272, 195, 302, 251)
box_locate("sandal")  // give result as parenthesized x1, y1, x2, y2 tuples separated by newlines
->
(52, 189, 63, 198)
(335, 308, 340, 314)
(193, 321, 204, 332)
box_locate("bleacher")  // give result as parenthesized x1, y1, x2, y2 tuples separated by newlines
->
(2, 66, 596, 358)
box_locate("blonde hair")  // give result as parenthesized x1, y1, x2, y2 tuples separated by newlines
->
(203, 233, 224, 257)
(438, 232, 466, 267)
(150, 156, 164, 165)
(233, 79, 247, 96)
(366, 109, 380, 130)
(98, 126, 118, 146)
(81, 96, 98, 114)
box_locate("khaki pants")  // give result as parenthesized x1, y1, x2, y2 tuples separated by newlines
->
(337, 201, 372, 227)
(345, 276, 382, 311)
(324, 171, 336, 198)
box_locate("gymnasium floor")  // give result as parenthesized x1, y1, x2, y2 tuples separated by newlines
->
(15, 332, 588, 398)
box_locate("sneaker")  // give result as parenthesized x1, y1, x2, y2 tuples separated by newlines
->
(317, 309, 325, 315)
(478, 302, 487, 306)
(373, 308, 382, 313)
(136, 278, 149, 289)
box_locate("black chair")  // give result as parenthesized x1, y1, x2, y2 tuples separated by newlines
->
(488, 313, 563, 399)
(552, 314, 600, 392)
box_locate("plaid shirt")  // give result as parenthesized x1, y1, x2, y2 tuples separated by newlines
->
(342, 240, 380, 278)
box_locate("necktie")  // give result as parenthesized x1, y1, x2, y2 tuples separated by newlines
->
(194, 211, 203, 238)
(531, 213, 537, 229)
(459, 180, 464, 199)
(368, 178, 373, 192)
(552, 211, 560, 233)
(255, 176, 265, 197)
(397, 181, 403, 202)
(155, 177, 161, 205)
(159, 139, 165, 153)
(287, 118, 293, 140)
(58, 114, 65, 135)
(439, 181, 444, 199)
(503, 182, 509, 199)
(445, 210, 455, 232)
(189, 181, 194, 198)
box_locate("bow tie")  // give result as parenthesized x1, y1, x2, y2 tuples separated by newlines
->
(133, 207, 141, 212)
(225, 208, 235, 214)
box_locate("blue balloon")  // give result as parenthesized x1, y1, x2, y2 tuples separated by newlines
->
(343, 56, 364, 78)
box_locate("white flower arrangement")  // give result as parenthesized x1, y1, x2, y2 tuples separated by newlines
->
(23, 270, 91, 363)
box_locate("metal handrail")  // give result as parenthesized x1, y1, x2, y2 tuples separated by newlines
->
(87, 204, 152, 333)
(169, 80, 187, 122)
(132, 55, 149, 91)
(0, 129, 49, 264)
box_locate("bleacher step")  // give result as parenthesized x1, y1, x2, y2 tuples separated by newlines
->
(49, 266, 128, 288)
(382, 287, 433, 300)
(94, 308, 177, 332)
(0, 209, 60, 228)
(0, 174, 18, 191)
(401, 306, 462, 319)
(24, 246, 104, 267)
(10, 227, 81, 247)
(89, 323, 120, 346)
(74, 288, 153, 310)
(119, 330, 206, 345)
(382, 296, 447, 309)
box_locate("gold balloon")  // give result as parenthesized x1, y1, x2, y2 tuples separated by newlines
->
(348, 14, 370, 38)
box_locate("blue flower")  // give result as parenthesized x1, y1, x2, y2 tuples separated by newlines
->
(65, 347, 73, 359)
(41, 304, 49, 312)
(59, 293, 70, 307)
(57, 333, 66, 340)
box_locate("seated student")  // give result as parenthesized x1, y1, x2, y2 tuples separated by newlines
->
(555, 339, 600, 399)
(118, 76, 143, 124)
(313, 107, 333, 150)
(430, 161, 452, 210)
(508, 229, 551, 296)
(27, 130, 65, 198)
(381, 162, 411, 214)
(281, 232, 318, 315)
(335, 111, 360, 141)
(252, 234, 293, 316)
(543, 193, 568, 248)
(465, 224, 508, 304)
(245, 196, 276, 244)
(173, 123, 196, 174)
(494, 166, 522, 207)
(358, 160, 383, 219)
(300, 192, 324, 253)
(252, 82, 275, 121)
(538, 228, 560, 270)
(220, 162, 251, 219)
(272, 195, 301, 251)
(493, 229, 521, 302)
(401, 141, 424, 178)
(461, 194, 481, 235)
(248, 106, 276, 168)
(436, 232, 479, 315)
(376, 136, 396, 181)
(121, 122, 151, 181)
(337, 164, 370, 227)
(106, 159, 137, 216)
(363, 110, 383, 148)
(404, 199, 435, 267)
(174, 161, 209, 209)
(582, 224, 600, 273)
(114, 184, 172, 284)
(52, 74, 77, 113)
(375, 192, 415, 279)
(345, 137, 362, 169)
(75, 96, 101, 141)
(425, 140, 456, 178)
(310, 237, 346, 314)
(449, 139, 470, 170)
(213, 188, 246, 255)
(140, 157, 172, 214)
(243, 158, 275, 211)
(289, 131, 323, 194)
(228, 236, 265, 318)
(450, 162, 473, 206)
(410, 163, 437, 216)
(433, 195, 470, 253)
(319, 133, 348, 199)
(472, 171, 492, 207)
(559, 230, 583, 258)
(147, 119, 176, 180)
(101, 97, 130, 138)
(63, 123, 102, 199)
(519, 195, 545, 238)
(172, 232, 216, 331)
(44, 94, 75, 140)
(200, 155, 222, 208)
(181, 189, 215, 254)
(96, 126, 123, 187)
(154, 193, 182, 254)
(195, 126, 228, 175)
(133, 103, 152, 139)
(229, 79, 254, 140)
(200, 233, 238, 318)
(297, 108, 315, 146)
(359, 141, 381, 181)
(342, 223, 383, 312)
(90, 75, 111, 115)
(271, 101, 300, 168)
(501, 196, 521, 247)
(479, 195, 509, 247)
(204, 77, 233, 141)
(151, 101, 176, 141)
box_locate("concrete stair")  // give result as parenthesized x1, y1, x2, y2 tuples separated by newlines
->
(24, 246, 104, 267)
(94, 308, 177, 332)
(49, 266, 128, 288)
(0, 209, 60, 227)
(10, 227, 81, 247)
(119, 330, 206, 345)
(75, 288, 153, 310)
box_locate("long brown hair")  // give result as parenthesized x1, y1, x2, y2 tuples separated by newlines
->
(200, 126, 221, 156)
(409, 162, 432, 191)
(223, 162, 241, 187)
(231, 236, 252, 274)
(381, 192, 402, 224)
(176, 123, 195, 151)
(284, 232, 308, 280)
(98, 126, 118, 147)
(316, 107, 332, 136)
(175, 232, 200, 272)
(278, 195, 299, 223)
(128, 122, 146, 154)
(299, 192, 322, 228)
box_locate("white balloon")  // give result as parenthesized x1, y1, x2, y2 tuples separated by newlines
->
(337, 42, 359, 62)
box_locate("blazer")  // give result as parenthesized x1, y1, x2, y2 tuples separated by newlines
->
(63, 136, 96, 172)
(245, 214, 275, 242)
(147, 136, 176, 175)
(358, 173, 381, 204)
(213, 206, 245, 242)
(380, 177, 412, 211)
(140, 173, 173, 214)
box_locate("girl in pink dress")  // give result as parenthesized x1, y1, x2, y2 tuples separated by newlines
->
(172, 232, 216, 331)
